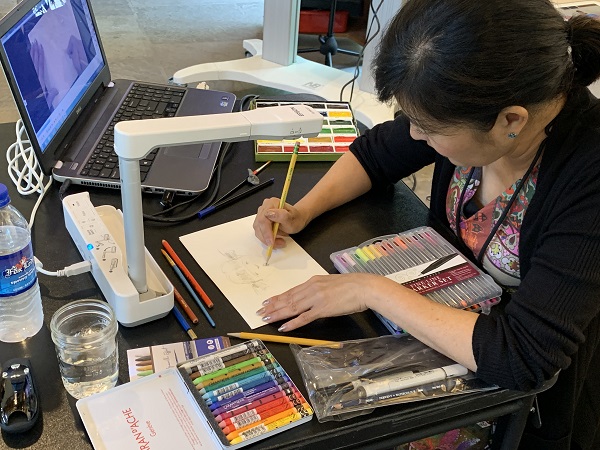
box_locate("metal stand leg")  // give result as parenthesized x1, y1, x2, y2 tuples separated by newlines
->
(297, 0, 361, 67)
(492, 396, 536, 450)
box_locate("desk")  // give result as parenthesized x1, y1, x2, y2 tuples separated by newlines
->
(0, 121, 552, 449)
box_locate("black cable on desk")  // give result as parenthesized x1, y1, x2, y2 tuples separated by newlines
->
(58, 179, 72, 201)
(339, 0, 384, 103)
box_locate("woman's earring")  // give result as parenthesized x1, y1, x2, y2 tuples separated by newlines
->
(508, 132, 518, 139)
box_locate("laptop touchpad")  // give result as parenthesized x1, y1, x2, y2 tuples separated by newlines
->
(164, 143, 210, 159)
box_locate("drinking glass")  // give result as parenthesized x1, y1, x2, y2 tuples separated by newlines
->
(50, 299, 118, 399)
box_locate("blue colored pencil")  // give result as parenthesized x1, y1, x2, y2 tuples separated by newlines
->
(172, 306, 197, 340)
(161, 249, 216, 327)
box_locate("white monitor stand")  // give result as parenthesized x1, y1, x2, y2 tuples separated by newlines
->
(170, 0, 397, 129)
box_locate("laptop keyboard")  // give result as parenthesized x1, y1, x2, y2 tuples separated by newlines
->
(79, 83, 186, 182)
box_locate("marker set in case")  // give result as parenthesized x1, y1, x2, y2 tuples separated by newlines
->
(330, 226, 502, 334)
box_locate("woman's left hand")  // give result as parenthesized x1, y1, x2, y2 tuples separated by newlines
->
(256, 273, 379, 331)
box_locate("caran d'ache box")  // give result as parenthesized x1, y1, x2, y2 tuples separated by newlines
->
(251, 99, 359, 162)
(77, 340, 313, 449)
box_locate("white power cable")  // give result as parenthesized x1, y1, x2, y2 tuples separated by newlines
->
(6, 119, 52, 229)
(34, 257, 92, 277)
(6, 120, 90, 278)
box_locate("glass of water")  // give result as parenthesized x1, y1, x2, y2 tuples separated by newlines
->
(50, 299, 119, 399)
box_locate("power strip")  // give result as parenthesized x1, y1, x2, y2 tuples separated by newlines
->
(62, 192, 173, 326)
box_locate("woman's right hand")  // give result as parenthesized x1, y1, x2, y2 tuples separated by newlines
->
(253, 198, 310, 248)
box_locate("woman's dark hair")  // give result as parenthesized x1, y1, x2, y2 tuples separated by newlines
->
(373, 0, 600, 132)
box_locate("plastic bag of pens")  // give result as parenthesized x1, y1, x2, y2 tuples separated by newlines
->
(291, 335, 497, 422)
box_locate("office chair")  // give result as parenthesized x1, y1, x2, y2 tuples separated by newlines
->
(297, 0, 361, 67)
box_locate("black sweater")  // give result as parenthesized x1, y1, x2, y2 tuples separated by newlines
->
(350, 88, 600, 449)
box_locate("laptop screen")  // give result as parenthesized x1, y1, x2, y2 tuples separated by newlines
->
(0, 0, 104, 154)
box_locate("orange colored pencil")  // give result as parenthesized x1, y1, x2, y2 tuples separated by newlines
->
(226, 408, 304, 441)
(173, 287, 199, 324)
(162, 239, 214, 308)
(221, 401, 293, 434)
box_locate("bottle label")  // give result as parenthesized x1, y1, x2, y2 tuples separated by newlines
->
(0, 243, 37, 297)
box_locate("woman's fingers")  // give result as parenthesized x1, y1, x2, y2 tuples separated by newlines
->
(256, 274, 373, 331)
(253, 198, 299, 247)
(253, 198, 281, 245)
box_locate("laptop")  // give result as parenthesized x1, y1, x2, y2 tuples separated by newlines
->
(0, 0, 236, 195)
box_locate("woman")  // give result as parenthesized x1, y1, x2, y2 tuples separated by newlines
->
(253, 0, 600, 448)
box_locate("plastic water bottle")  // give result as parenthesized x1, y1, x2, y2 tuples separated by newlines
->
(0, 183, 43, 342)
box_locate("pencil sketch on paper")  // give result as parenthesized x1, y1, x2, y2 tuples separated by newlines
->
(180, 215, 328, 329)
(219, 249, 276, 296)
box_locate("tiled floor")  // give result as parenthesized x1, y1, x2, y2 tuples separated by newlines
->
(0, 0, 435, 203)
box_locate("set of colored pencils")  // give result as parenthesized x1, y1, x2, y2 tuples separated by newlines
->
(179, 340, 312, 444)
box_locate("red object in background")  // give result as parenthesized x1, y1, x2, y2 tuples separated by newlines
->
(299, 9, 349, 34)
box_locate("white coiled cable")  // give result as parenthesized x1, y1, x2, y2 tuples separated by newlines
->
(6, 119, 52, 229)
(6, 120, 91, 277)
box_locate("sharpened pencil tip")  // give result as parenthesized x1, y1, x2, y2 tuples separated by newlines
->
(188, 329, 198, 340)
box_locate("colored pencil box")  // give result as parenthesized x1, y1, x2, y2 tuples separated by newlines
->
(329, 226, 503, 335)
(126, 335, 231, 380)
(77, 339, 313, 449)
(251, 99, 359, 162)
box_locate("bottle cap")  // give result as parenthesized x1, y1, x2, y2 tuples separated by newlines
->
(0, 183, 9, 208)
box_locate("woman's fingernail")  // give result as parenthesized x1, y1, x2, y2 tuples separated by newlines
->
(256, 307, 265, 315)
(266, 210, 275, 219)
(262, 316, 271, 322)
(262, 299, 270, 306)
(278, 325, 287, 332)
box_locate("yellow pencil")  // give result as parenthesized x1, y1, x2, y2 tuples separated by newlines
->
(227, 332, 342, 348)
(265, 140, 301, 265)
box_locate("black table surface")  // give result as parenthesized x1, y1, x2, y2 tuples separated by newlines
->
(0, 121, 547, 449)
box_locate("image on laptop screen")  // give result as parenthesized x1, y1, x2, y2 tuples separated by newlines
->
(0, 0, 103, 154)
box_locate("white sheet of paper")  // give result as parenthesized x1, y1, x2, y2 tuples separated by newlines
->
(179, 215, 328, 329)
